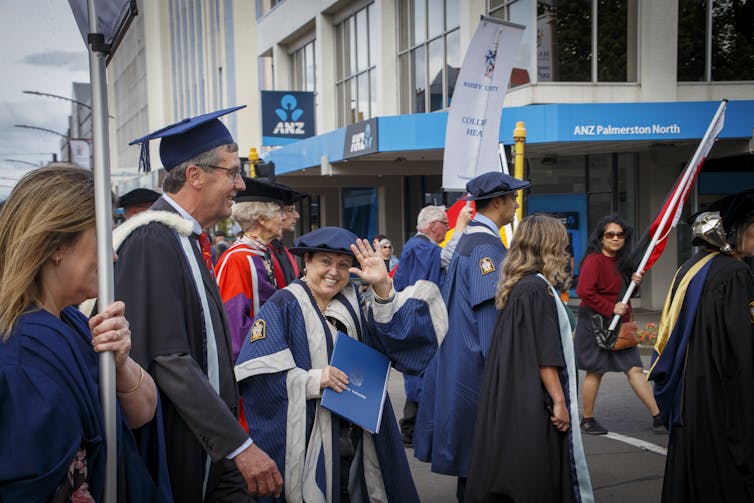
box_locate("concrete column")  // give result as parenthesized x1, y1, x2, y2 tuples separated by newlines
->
(316, 11, 337, 132)
(639, 0, 678, 101)
(375, 0, 398, 116)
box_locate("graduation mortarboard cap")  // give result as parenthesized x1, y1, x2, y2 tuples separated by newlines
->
(289, 227, 359, 258)
(265, 180, 307, 205)
(235, 177, 285, 204)
(117, 188, 161, 208)
(465, 172, 531, 201)
(129, 105, 246, 172)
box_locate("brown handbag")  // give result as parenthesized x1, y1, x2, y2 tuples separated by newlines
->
(612, 320, 639, 350)
(592, 314, 639, 351)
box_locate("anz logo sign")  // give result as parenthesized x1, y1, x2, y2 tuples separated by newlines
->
(261, 90, 315, 146)
(272, 94, 306, 135)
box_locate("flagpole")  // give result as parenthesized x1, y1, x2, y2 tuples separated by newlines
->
(608, 99, 727, 331)
(87, 0, 117, 499)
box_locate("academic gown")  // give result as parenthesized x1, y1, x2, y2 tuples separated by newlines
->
(270, 239, 300, 287)
(465, 275, 580, 503)
(393, 234, 442, 292)
(413, 222, 506, 477)
(654, 252, 754, 502)
(215, 237, 279, 361)
(0, 307, 172, 503)
(114, 200, 250, 503)
(234, 279, 447, 502)
(393, 234, 443, 403)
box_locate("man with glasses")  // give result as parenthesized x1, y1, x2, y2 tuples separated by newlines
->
(393, 204, 473, 446)
(115, 106, 283, 502)
(414, 171, 531, 502)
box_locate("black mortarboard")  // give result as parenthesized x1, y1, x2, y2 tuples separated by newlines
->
(464, 172, 531, 201)
(117, 188, 161, 208)
(265, 180, 307, 205)
(289, 227, 359, 257)
(129, 105, 246, 172)
(235, 177, 285, 204)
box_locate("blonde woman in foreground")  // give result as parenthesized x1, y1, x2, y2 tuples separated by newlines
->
(465, 214, 593, 503)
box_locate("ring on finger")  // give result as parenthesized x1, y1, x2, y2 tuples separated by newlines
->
(115, 329, 122, 339)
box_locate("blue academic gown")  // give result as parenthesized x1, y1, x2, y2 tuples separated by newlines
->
(0, 307, 172, 503)
(393, 234, 444, 402)
(414, 219, 506, 478)
(234, 279, 446, 502)
(393, 234, 443, 292)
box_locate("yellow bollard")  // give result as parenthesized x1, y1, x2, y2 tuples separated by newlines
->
(513, 121, 526, 222)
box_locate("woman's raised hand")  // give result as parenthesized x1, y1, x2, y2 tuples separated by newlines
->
(350, 238, 392, 298)
(90, 300, 131, 368)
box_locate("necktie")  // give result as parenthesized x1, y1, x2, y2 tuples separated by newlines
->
(198, 232, 214, 274)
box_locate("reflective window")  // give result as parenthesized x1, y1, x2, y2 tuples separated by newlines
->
(335, 4, 376, 126)
(489, 0, 534, 86)
(528, 0, 638, 83)
(291, 39, 316, 92)
(678, 0, 754, 81)
(398, 0, 461, 113)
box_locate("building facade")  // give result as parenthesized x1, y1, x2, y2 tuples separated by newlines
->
(109, 0, 754, 309)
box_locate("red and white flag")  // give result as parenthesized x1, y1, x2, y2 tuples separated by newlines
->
(609, 99, 726, 332)
(640, 99, 727, 272)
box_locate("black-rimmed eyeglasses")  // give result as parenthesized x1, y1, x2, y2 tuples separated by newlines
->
(205, 164, 242, 183)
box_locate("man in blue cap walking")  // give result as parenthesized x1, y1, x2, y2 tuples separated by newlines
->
(414, 171, 531, 501)
(115, 106, 283, 502)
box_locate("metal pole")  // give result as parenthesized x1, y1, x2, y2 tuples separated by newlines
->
(86, 0, 117, 500)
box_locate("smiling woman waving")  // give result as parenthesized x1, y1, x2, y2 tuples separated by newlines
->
(234, 226, 447, 502)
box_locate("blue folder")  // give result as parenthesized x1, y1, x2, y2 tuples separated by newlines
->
(321, 332, 391, 434)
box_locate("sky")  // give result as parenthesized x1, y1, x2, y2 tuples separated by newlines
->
(0, 0, 90, 197)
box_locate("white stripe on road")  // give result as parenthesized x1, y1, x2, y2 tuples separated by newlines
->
(604, 432, 667, 456)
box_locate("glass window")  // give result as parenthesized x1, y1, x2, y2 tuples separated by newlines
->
(357, 72, 370, 122)
(335, 4, 377, 126)
(588, 154, 612, 192)
(413, 0, 427, 45)
(446, 0, 460, 29)
(677, 0, 754, 82)
(290, 40, 316, 92)
(428, 38, 444, 111)
(677, 0, 705, 81)
(446, 29, 460, 106)
(356, 8, 368, 71)
(428, 0, 444, 39)
(528, 156, 586, 194)
(368, 4, 377, 66)
(398, 0, 461, 113)
(597, 0, 630, 82)
(412, 45, 427, 113)
(533, 0, 638, 83)
(342, 188, 378, 240)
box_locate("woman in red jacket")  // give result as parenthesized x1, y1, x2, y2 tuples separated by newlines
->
(575, 214, 663, 435)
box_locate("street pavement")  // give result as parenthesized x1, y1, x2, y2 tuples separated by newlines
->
(391, 311, 668, 502)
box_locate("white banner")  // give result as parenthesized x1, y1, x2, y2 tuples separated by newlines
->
(442, 17, 525, 191)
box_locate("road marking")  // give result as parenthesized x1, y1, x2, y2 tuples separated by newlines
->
(604, 432, 667, 456)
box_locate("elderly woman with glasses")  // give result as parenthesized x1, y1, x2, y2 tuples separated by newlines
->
(574, 214, 662, 436)
(378, 238, 399, 273)
(234, 226, 447, 502)
(215, 177, 286, 362)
